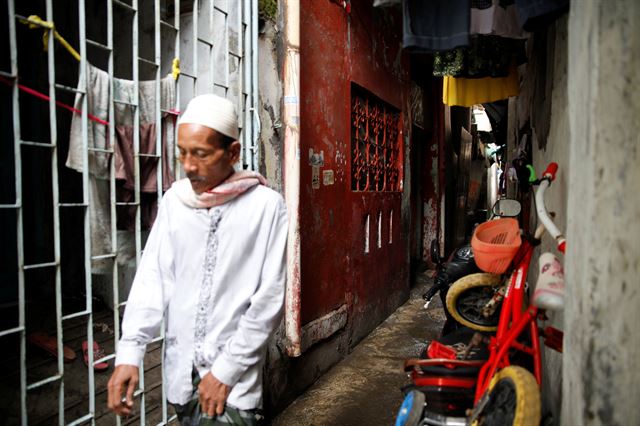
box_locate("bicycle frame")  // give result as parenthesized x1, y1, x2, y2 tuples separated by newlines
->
(474, 240, 541, 402)
(473, 162, 564, 403)
(397, 163, 564, 424)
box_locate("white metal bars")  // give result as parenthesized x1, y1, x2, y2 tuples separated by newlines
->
(5, 0, 27, 424)
(1, 0, 259, 423)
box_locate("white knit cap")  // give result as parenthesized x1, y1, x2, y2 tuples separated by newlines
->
(178, 94, 239, 140)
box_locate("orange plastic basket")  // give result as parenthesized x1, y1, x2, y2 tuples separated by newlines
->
(471, 218, 522, 274)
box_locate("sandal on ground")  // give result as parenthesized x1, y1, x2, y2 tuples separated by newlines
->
(82, 340, 109, 372)
(27, 331, 77, 363)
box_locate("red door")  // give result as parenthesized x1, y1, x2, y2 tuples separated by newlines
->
(299, 0, 411, 346)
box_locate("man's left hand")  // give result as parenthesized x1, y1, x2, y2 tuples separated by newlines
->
(198, 372, 231, 417)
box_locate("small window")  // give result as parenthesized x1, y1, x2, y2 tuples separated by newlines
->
(351, 84, 402, 192)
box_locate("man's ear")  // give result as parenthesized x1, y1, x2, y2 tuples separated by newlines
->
(228, 140, 241, 164)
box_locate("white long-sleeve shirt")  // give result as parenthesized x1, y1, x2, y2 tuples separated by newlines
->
(115, 184, 287, 409)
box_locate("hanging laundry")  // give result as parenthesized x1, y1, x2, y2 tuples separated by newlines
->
(110, 70, 177, 232)
(433, 35, 526, 78)
(66, 63, 176, 273)
(402, 0, 470, 52)
(442, 62, 519, 107)
(514, 0, 569, 32)
(66, 64, 177, 182)
(66, 64, 111, 179)
(471, 0, 527, 39)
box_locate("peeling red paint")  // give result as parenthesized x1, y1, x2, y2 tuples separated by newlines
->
(299, 0, 410, 336)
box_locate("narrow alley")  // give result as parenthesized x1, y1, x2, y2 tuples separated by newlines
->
(273, 273, 445, 426)
(1, 0, 639, 425)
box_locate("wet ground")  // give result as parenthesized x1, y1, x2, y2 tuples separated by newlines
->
(272, 271, 446, 426)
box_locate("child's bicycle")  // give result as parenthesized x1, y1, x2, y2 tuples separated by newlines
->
(396, 163, 566, 426)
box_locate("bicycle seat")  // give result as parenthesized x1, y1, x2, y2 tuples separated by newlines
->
(533, 252, 565, 311)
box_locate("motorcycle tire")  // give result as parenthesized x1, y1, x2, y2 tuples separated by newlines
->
(446, 273, 502, 332)
(474, 366, 540, 426)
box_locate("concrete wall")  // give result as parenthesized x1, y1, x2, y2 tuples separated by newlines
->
(563, 1, 640, 424)
(260, 0, 415, 415)
(512, 13, 571, 422)
(257, 20, 284, 192)
(529, 17, 569, 422)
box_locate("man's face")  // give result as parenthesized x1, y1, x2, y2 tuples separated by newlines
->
(177, 124, 240, 194)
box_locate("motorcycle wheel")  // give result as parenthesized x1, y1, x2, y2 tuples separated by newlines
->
(474, 366, 540, 426)
(394, 390, 425, 426)
(446, 273, 502, 332)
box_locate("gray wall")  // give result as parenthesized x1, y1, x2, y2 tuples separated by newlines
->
(563, 1, 640, 424)
(517, 4, 640, 422)
(532, 17, 569, 422)
(513, 15, 569, 422)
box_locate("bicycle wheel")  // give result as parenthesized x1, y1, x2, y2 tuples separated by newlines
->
(394, 390, 425, 426)
(446, 273, 502, 332)
(476, 366, 540, 426)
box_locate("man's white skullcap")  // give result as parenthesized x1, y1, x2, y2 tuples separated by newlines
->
(178, 94, 239, 140)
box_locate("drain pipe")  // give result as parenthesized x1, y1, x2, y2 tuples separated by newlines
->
(283, 0, 302, 357)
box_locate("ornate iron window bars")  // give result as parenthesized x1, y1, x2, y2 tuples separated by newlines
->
(351, 86, 401, 192)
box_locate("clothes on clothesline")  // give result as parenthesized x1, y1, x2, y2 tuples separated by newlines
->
(402, 0, 471, 52)
(514, 0, 569, 32)
(433, 35, 526, 78)
(66, 63, 177, 273)
(66, 63, 176, 185)
(442, 62, 519, 107)
(66, 63, 111, 179)
(471, 0, 526, 39)
(400, 0, 568, 107)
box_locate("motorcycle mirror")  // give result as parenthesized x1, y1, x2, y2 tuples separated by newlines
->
(492, 198, 522, 218)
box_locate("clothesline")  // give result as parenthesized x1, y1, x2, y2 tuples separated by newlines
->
(0, 76, 110, 126)
(0, 75, 181, 126)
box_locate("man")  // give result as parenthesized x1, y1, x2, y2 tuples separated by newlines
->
(107, 94, 287, 425)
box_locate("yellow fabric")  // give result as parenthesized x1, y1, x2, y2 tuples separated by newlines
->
(20, 15, 81, 61)
(443, 64, 519, 107)
(21, 15, 180, 82)
(172, 57, 181, 80)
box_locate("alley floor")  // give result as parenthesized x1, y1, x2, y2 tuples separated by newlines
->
(272, 272, 445, 426)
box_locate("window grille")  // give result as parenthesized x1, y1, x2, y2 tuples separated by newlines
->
(0, 0, 259, 424)
(351, 85, 402, 192)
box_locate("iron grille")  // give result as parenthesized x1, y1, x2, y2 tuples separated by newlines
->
(351, 85, 401, 192)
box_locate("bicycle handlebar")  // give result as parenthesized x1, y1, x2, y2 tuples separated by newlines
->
(535, 163, 566, 253)
(542, 162, 559, 181)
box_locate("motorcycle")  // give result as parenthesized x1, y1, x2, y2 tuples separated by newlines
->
(422, 240, 480, 337)
(422, 199, 522, 337)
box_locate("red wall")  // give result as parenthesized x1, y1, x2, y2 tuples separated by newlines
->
(300, 0, 411, 334)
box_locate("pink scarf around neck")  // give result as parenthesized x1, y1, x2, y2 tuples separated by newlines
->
(173, 170, 267, 209)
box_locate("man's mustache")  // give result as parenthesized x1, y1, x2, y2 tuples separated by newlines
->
(187, 174, 206, 182)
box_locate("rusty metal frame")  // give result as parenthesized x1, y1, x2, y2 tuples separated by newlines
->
(351, 86, 402, 192)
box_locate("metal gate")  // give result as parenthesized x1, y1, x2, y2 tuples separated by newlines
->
(0, 0, 259, 423)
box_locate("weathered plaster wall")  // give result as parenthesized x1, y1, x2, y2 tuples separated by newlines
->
(257, 20, 284, 193)
(563, 1, 640, 424)
(529, 16, 569, 422)
(263, 0, 414, 416)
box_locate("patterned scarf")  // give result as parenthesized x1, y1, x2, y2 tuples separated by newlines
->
(173, 170, 267, 209)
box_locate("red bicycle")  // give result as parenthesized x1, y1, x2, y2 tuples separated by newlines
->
(396, 163, 566, 426)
